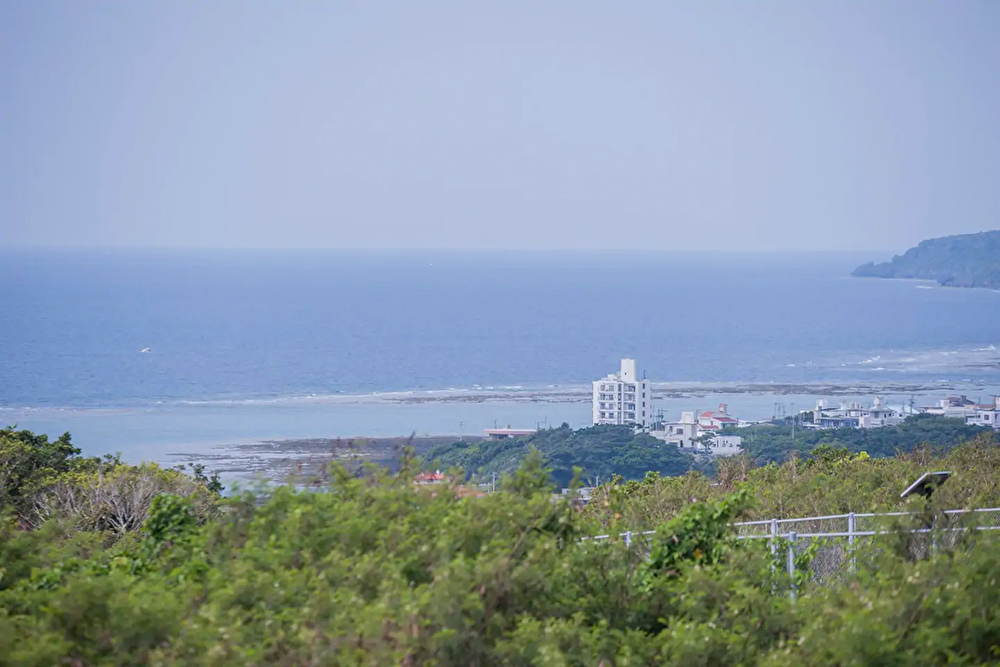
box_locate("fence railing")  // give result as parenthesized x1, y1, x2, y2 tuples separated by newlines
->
(583, 507, 1000, 597)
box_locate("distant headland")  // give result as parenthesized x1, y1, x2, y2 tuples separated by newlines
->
(853, 230, 1000, 289)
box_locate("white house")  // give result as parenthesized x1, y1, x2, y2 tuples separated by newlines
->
(812, 397, 905, 429)
(857, 396, 906, 428)
(652, 411, 700, 448)
(966, 396, 1000, 429)
(651, 409, 744, 456)
(592, 358, 652, 428)
(919, 395, 980, 418)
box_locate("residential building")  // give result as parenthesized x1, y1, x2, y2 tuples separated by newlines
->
(592, 358, 652, 427)
(966, 396, 1000, 429)
(699, 404, 738, 429)
(559, 487, 596, 506)
(414, 471, 447, 485)
(652, 411, 700, 448)
(811, 397, 905, 429)
(919, 395, 980, 418)
(413, 471, 486, 498)
(651, 409, 744, 456)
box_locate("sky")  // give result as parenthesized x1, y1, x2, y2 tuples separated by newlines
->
(2, 2, 999, 253)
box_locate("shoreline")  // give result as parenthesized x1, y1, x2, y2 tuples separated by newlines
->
(9, 379, 999, 479)
(169, 434, 481, 483)
(851, 274, 1000, 293)
(2, 378, 995, 413)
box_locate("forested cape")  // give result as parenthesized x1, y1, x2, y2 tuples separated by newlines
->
(853, 229, 1000, 288)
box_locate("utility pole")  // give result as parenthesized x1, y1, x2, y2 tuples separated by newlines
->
(459, 421, 464, 441)
(790, 402, 796, 446)
(491, 472, 496, 494)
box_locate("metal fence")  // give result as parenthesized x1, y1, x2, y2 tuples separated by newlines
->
(585, 507, 1000, 598)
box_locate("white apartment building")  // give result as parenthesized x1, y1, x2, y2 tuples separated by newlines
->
(592, 358, 652, 428)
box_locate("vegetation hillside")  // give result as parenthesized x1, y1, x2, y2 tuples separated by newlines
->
(425, 424, 699, 487)
(590, 432, 1000, 529)
(426, 416, 986, 485)
(852, 229, 1000, 288)
(3, 425, 1000, 664)
(734, 414, 988, 462)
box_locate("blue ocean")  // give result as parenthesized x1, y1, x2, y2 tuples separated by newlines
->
(3, 249, 999, 464)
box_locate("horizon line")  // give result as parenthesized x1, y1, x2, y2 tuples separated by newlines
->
(0, 244, 899, 255)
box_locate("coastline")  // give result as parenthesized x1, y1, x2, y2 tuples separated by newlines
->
(7, 377, 999, 482)
(4, 378, 985, 412)
(851, 274, 1000, 293)
(168, 434, 480, 484)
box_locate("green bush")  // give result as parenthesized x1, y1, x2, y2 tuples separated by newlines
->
(2, 427, 1000, 664)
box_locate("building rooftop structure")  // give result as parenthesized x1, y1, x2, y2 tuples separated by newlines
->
(414, 471, 447, 485)
(484, 428, 536, 440)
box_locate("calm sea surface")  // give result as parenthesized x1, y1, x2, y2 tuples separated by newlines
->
(2, 249, 999, 463)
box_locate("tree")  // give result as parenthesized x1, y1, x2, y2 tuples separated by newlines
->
(27, 463, 217, 535)
(0, 427, 81, 515)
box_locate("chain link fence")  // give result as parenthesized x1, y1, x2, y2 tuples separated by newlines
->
(733, 508, 1000, 586)
(587, 508, 1000, 596)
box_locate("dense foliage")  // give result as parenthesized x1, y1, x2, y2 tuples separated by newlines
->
(2, 429, 1000, 664)
(852, 229, 1000, 288)
(735, 414, 989, 463)
(587, 432, 1000, 529)
(427, 417, 985, 487)
(0, 428, 89, 516)
(425, 424, 698, 487)
(0, 426, 223, 534)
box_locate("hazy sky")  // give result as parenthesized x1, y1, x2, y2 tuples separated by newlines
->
(2, 2, 998, 252)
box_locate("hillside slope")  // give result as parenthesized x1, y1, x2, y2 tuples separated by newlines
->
(425, 424, 697, 487)
(853, 230, 1000, 289)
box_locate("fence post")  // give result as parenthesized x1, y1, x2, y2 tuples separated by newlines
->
(624, 531, 632, 548)
(770, 518, 778, 592)
(787, 531, 797, 602)
(848, 512, 856, 573)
